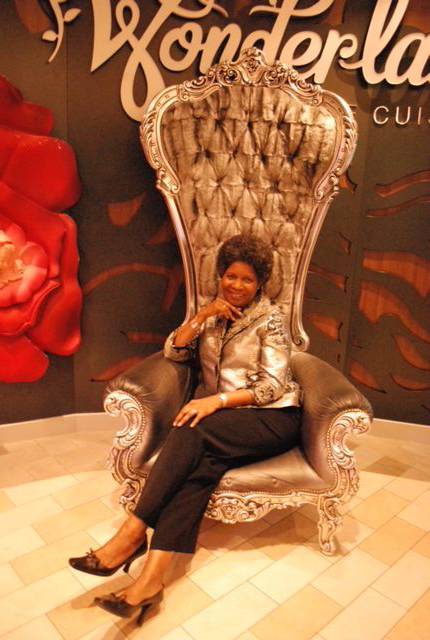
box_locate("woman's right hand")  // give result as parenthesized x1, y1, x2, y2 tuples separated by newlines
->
(199, 298, 243, 322)
(172, 298, 242, 349)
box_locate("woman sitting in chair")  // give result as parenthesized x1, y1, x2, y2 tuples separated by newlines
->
(69, 233, 302, 624)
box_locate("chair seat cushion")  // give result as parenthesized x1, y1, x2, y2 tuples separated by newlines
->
(217, 446, 332, 493)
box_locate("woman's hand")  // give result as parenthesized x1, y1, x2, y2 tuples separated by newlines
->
(173, 396, 221, 428)
(200, 298, 242, 322)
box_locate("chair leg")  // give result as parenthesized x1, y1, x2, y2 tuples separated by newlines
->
(317, 496, 342, 556)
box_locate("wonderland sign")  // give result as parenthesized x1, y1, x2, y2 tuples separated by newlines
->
(42, 0, 430, 121)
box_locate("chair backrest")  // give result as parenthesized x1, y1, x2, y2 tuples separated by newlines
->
(141, 48, 357, 351)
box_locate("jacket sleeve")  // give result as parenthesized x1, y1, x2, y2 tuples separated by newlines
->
(247, 310, 293, 406)
(163, 328, 198, 363)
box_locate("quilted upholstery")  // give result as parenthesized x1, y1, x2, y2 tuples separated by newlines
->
(161, 85, 337, 314)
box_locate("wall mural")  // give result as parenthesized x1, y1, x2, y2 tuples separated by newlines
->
(0, 75, 82, 383)
(0, 0, 429, 424)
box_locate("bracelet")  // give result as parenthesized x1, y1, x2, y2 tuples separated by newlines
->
(219, 393, 228, 408)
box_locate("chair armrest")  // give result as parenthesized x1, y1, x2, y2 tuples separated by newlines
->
(291, 352, 373, 484)
(104, 351, 193, 468)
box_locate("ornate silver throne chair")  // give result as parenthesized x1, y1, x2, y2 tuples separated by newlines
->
(104, 49, 372, 555)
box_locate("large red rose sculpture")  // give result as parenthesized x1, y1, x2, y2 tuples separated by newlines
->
(0, 76, 82, 382)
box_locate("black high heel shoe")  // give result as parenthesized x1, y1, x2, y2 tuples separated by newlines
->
(68, 538, 148, 577)
(94, 588, 163, 625)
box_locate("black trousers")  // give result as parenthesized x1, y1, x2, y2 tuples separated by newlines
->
(133, 406, 301, 553)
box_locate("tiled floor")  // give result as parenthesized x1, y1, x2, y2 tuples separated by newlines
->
(0, 425, 429, 640)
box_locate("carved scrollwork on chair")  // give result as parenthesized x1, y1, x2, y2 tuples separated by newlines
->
(104, 390, 147, 509)
(106, 48, 372, 555)
(315, 409, 372, 554)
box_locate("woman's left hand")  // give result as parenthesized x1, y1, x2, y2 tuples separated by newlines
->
(173, 396, 221, 429)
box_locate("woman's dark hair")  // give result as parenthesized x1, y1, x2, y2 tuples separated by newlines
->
(217, 234, 273, 285)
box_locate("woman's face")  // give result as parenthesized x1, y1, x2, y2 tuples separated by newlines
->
(220, 261, 259, 308)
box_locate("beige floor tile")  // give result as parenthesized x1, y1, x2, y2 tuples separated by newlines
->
(296, 504, 319, 522)
(385, 467, 430, 501)
(33, 499, 114, 544)
(412, 459, 430, 478)
(339, 495, 363, 514)
(70, 564, 118, 591)
(86, 515, 124, 546)
(262, 506, 293, 524)
(236, 632, 260, 640)
(198, 521, 249, 555)
(250, 545, 331, 603)
(72, 469, 114, 483)
(0, 465, 35, 488)
(0, 526, 45, 563)
(372, 550, 430, 608)
(0, 606, 29, 636)
(47, 591, 122, 640)
(100, 487, 126, 514)
(77, 621, 127, 640)
(328, 513, 375, 555)
(301, 538, 340, 564)
(311, 547, 387, 606)
(384, 589, 430, 640)
(0, 569, 84, 635)
(298, 499, 362, 523)
(11, 530, 97, 585)
(352, 442, 384, 467)
(0, 563, 23, 597)
(159, 628, 194, 640)
(165, 546, 217, 585)
(52, 474, 117, 510)
(0, 496, 63, 537)
(183, 582, 276, 640)
(199, 517, 217, 532)
(0, 615, 63, 640)
(116, 576, 213, 640)
(0, 444, 55, 487)
(359, 517, 426, 565)
(26, 455, 69, 481)
(37, 435, 91, 456)
(78, 429, 117, 444)
(53, 444, 109, 474)
(9, 567, 85, 614)
(0, 489, 15, 511)
(412, 531, 430, 558)
(1, 441, 48, 464)
(190, 542, 271, 599)
(354, 448, 384, 469)
(4, 474, 78, 506)
(356, 470, 395, 499)
(349, 489, 409, 529)
(318, 588, 405, 640)
(365, 456, 411, 477)
(249, 511, 317, 560)
(252, 585, 341, 640)
(398, 489, 430, 530)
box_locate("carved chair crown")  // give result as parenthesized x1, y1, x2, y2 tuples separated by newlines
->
(141, 48, 357, 350)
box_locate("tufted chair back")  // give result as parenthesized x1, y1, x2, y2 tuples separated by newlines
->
(141, 48, 357, 350)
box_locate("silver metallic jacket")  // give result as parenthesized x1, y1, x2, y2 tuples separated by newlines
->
(164, 295, 301, 409)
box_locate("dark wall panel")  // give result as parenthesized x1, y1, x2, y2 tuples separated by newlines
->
(0, 1, 429, 424)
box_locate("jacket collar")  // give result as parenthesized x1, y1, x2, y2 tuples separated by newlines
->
(217, 294, 272, 345)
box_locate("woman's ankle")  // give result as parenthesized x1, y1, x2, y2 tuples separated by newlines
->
(125, 578, 163, 604)
(96, 523, 146, 567)
(123, 514, 147, 541)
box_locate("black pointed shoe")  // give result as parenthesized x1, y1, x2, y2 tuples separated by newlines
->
(94, 588, 163, 625)
(68, 538, 148, 576)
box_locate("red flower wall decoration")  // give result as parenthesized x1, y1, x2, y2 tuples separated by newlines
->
(0, 76, 82, 382)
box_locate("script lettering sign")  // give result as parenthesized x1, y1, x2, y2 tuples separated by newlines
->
(42, 0, 430, 121)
